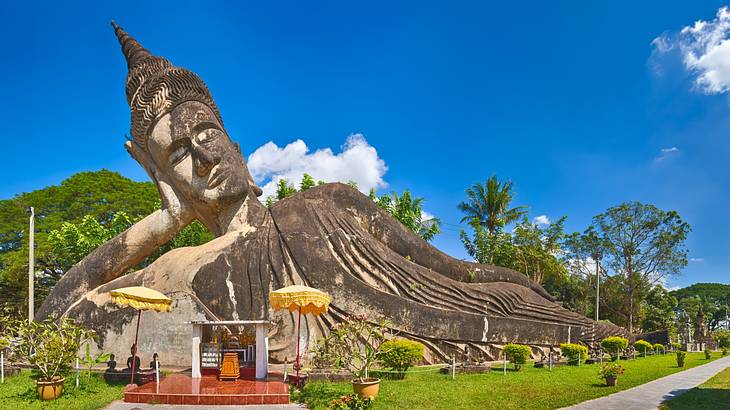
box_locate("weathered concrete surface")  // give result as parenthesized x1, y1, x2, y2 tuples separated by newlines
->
(39, 22, 630, 366)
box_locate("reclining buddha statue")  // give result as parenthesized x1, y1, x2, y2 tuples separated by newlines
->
(38, 22, 629, 364)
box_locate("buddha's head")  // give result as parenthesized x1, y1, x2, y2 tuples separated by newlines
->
(112, 22, 262, 219)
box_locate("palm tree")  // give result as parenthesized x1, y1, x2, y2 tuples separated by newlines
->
(457, 175, 527, 235)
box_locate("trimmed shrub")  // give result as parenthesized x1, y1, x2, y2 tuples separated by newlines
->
(671, 342, 682, 351)
(634, 340, 653, 357)
(378, 339, 425, 375)
(676, 351, 686, 367)
(503, 343, 531, 371)
(601, 336, 629, 361)
(704, 348, 711, 360)
(652, 343, 665, 354)
(560, 343, 588, 365)
(722, 348, 727, 356)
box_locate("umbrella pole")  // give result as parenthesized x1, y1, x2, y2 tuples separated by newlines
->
(296, 308, 301, 387)
(130, 309, 141, 386)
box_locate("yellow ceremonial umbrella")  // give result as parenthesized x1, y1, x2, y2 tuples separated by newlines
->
(269, 285, 331, 385)
(110, 286, 172, 387)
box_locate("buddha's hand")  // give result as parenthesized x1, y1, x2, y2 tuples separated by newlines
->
(125, 140, 193, 223)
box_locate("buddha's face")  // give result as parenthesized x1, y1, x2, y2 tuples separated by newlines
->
(147, 101, 249, 211)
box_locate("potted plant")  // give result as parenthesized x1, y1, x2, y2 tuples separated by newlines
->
(8, 317, 93, 400)
(598, 362, 624, 386)
(313, 315, 390, 399)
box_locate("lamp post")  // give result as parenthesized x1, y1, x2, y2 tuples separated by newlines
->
(27, 206, 34, 322)
(595, 259, 599, 322)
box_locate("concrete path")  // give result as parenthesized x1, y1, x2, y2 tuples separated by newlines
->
(104, 401, 306, 410)
(564, 355, 730, 410)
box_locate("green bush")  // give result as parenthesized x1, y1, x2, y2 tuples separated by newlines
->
(329, 394, 373, 410)
(712, 329, 730, 349)
(722, 348, 727, 356)
(560, 343, 588, 365)
(704, 348, 711, 360)
(378, 339, 425, 374)
(601, 336, 629, 360)
(671, 342, 682, 351)
(503, 343, 531, 371)
(634, 340, 653, 357)
(652, 343, 665, 353)
(676, 351, 686, 367)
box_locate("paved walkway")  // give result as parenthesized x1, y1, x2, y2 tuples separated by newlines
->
(105, 401, 306, 410)
(564, 355, 730, 410)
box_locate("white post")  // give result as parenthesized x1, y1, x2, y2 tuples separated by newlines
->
(191, 323, 202, 378)
(155, 360, 160, 384)
(578, 350, 581, 367)
(28, 206, 34, 322)
(595, 257, 600, 322)
(1, 350, 4, 384)
(283, 357, 288, 382)
(255, 323, 269, 380)
(451, 354, 455, 380)
(503, 353, 507, 375)
(75, 357, 79, 388)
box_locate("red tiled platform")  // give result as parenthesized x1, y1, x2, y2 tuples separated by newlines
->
(124, 373, 290, 405)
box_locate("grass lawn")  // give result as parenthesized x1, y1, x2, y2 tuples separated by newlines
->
(296, 352, 723, 409)
(661, 360, 730, 410)
(0, 370, 124, 410)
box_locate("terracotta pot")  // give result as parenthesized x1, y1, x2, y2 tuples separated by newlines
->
(352, 378, 380, 399)
(36, 377, 65, 400)
(605, 376, 617, 387)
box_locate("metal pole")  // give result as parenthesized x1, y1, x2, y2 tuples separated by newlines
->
(1, 350, 4, 384)
(75, 357, 79, 388)
(155, 360, 160, 385)
(28, 207, 34, 322)
(595, 258, 600, 322)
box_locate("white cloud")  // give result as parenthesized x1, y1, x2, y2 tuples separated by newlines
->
(247, 133, 388, 199)
(690, 257, 705, 263)
(653, 7, 730, 94)
(533, 215, 550, 225)
(654, 146, 680, 163)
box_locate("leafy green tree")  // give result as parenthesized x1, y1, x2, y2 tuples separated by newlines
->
(640, 285, 678, 335)
(511, 217, 566, 284)
(275, 179, 298, 200)
(459, 219, 515, 265)
(563, 227, 609, 320)
(300, 173, 316, 191)
(373, 190, 440, 242)
(457, 175, 527, 235)
(591, 202, 690, 333)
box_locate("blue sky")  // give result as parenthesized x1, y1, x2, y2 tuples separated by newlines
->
(2, 1, 729, 288)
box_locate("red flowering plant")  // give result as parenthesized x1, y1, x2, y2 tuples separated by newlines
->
(312, 314, 391, 383)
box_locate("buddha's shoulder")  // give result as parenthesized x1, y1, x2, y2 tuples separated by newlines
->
(269, 182, 378, 216)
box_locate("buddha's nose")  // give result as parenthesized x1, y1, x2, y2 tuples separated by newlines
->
(192, 143, 220, 177)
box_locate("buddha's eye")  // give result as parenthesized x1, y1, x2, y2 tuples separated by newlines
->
(196, 129, 219, 146)
(169, 141, 190, 166)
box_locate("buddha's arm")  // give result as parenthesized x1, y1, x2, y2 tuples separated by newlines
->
(36, 208, 192, 319)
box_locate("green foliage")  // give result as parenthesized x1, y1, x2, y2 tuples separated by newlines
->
(275, 179, 298, 200)
(589, 202, 690, 333)
(373, 190, 440, 242)
(457, 175, 527, 235)
(312, 315, 391, 382)
(560, 343, 588, 365)
(329, 394, 373, 410)
(653, 343, 665, 353)
(712, 329, 730, 348)
(634, 340, 653, 356)
(598, 362, 624, 379)
(601, 337, 629, 359)
(502, 343, 531, 371)
(704, 349, 711, 360)
(7, 316, 95, 381)
(640, 285, 679, 335)
(676, 351, 686, 367)
(722, 348, 727, 356)
(79, 343, 111, 378)
(671, 342, 682, 350)
(300, 173, 316, 191)
(378, 339, 424, 373)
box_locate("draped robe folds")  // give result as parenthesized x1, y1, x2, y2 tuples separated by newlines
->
(64, 183, 628, 364)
